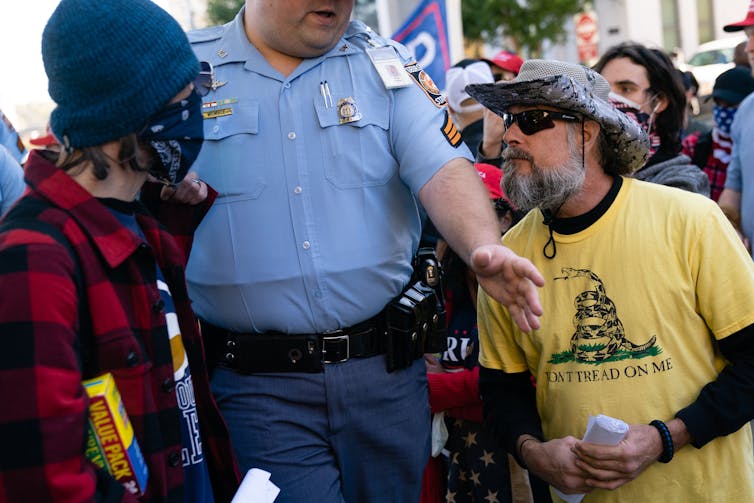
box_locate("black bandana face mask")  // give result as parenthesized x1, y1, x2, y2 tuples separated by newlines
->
(139, 89, 204, 186)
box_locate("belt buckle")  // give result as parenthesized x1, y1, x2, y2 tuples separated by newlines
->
(322, 331, 349, 364)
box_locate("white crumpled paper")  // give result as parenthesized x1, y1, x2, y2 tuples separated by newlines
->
(231, 468, 280, 503)
(554, 414, 628, 503)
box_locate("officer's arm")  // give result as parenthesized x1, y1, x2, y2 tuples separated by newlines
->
(418, 158, 544, 332)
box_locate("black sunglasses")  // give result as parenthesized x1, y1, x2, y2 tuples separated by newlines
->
(194, 61, 213, 97)
(503, 110, 581, 135)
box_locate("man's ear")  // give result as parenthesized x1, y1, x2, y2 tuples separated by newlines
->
(583, 119, 601, 148)
(651, 93, 669, 114)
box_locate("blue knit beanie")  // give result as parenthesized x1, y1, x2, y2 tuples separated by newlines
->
(42, 0, 200, 149)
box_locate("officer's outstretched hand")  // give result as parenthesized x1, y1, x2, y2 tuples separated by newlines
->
(471, 244, 544, 332)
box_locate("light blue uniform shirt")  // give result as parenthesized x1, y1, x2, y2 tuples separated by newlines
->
(725, 92, 754, 257)
(188, 13, 472, 333)
(0, 111, 27, 164)
(0, 146, 25, 216)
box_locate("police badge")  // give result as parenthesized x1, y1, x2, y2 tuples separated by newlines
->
(337, 97, 362, 125)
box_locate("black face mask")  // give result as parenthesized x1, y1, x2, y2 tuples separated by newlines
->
(139, 89, 204, 186)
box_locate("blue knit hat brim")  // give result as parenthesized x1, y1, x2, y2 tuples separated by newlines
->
(43, 0, 199, 148)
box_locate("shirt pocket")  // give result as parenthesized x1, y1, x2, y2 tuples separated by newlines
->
(314, 94, 394, 189)
(92, 331, 153, 377)
(201, 100, 267, 203)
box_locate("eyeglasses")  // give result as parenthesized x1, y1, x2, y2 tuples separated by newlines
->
(194, 61, 213, 97)
(502, 110, 581, 135)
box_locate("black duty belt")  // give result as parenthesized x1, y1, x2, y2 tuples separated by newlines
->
(200, 315, 386, 374)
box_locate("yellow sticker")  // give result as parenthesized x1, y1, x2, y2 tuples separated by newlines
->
(203, 107, 233, 119)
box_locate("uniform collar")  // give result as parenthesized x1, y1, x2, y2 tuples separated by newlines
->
(24, 150, 147, 268)
(204, 7, 258, 67)
(209, 9, 361, 80)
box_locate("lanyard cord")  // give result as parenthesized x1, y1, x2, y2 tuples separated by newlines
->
(542, 119, 585, 259)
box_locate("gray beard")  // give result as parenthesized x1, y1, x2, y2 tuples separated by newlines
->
(502, 144, 585, 213)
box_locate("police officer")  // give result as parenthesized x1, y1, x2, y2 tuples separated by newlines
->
(0, 146, 24, 216)
(187, 1, 544, 501)
(0, 109, 28, 164)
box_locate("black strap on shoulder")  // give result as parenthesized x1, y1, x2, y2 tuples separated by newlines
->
(0, 217, 93, 372)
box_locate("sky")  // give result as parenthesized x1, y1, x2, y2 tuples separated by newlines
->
(0, 2, 59, 121)
(0, 0, 171, 124)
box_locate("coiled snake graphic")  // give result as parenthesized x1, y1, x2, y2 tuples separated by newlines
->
(555, 268, 656, 362)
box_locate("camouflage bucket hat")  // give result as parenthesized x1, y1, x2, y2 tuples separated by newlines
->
(466, 59, 650, 174)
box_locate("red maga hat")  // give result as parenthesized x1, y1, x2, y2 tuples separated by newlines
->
(724, 0, 754, 32)
(484, 50, 524, 76)
(476, 162, 504, 200)
(29, 124, 58, 147)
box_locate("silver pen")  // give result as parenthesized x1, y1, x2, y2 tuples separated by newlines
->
(320, 81, 329, 108)
(323, 81, 334, 108)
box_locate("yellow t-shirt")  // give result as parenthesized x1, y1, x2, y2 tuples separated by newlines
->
(478, 178, 754, 502)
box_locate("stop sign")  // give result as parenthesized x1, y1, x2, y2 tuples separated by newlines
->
(576, 13, 598, 44)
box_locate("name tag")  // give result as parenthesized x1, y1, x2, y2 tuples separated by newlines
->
(366, 46, 413, 89)
(203, 107, 233, 119)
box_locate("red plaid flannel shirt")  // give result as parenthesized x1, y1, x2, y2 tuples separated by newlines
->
(682, 129, 732, 202)
(0, 151, 239, 502)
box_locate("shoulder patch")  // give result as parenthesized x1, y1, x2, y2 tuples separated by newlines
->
(441, 111, 462, 148)
(405, 63, 446, 108)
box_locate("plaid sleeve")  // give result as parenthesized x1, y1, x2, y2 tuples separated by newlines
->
(681, 130, 699, 160)
(0, 231, 130, 502)
(139, 181, 217, 262)
(427, 367, 480, 413)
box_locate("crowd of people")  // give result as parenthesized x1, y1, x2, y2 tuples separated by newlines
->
(0, 0, 753, 502)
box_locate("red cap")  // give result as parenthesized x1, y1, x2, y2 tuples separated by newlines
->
(724, 0, 754, 32)
(476, 162, 503, 199)
(484, 50, 524, 76)
(29, 125, 58, 147)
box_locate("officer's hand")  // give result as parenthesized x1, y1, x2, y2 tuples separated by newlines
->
(471, 244, 543, 332)
(522, 436, 593, 495)
(159, 171, 208, 205)
(423, 353, 444, 374)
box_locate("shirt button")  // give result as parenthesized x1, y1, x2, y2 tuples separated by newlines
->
(294, 186, 302, 194)
(302, 241, 311, 250)
(126, 351, 139, 367)
(288, 131, 296, 140)
(283, 82, 291, 89)
(152, 298, 165, 313)
(213, 125, 219, 133)
(168, 451, 181, 467)
(162, 377, 175, 393)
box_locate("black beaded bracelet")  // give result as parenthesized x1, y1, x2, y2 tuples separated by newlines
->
(515, 437, 538, 469)
(649, 419, 674, 463)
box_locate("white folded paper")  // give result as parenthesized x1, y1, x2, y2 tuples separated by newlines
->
(231, 468, 280, 503)
(554, 414, 628, 503)
(431, 411, 449, 457)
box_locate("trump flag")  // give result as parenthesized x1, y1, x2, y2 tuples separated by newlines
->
(391, 0, 452, 90)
